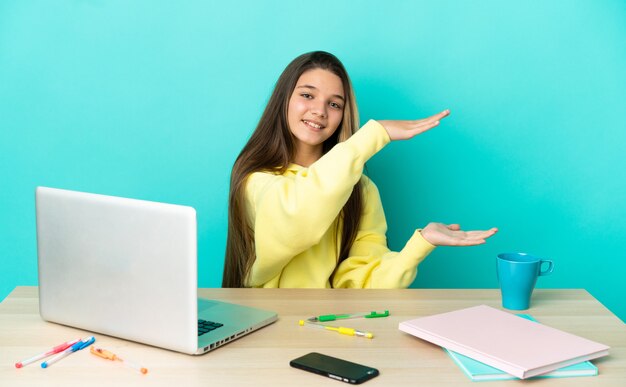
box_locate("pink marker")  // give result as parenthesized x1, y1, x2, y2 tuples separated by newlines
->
(15, 339, 81, 368)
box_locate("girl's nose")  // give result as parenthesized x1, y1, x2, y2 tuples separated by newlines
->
(310, 101, 327, 118)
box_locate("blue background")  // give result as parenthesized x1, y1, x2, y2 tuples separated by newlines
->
(1, 1, 624, 322)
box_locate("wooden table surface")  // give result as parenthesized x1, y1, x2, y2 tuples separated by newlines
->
(1, 286, 625, 386)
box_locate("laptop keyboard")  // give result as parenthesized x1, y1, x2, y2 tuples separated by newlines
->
(198, 319, 224, 336)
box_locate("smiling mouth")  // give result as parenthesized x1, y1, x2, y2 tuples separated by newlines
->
(302, 120, 325, 130)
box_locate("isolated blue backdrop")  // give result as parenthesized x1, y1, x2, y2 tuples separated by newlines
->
(1, 1, 624, 321)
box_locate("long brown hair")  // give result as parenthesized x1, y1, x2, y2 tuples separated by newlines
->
(222, 51, 363, 287)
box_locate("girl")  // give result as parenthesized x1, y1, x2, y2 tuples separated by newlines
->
(223, 51, 497, 288)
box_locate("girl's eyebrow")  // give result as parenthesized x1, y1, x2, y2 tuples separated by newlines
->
(295, 84, 345, 101)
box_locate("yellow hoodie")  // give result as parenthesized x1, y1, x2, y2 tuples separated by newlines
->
(244, 120, 435, 288)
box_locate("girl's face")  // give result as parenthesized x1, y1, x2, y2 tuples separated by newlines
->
(287, 68, 345, 163)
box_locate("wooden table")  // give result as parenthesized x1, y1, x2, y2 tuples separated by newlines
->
(1, 287, 624, 386)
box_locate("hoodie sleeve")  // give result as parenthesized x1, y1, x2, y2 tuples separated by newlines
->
(332, 177, 436, 288)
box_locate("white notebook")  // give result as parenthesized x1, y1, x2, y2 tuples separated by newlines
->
(398, 305, 609, 379)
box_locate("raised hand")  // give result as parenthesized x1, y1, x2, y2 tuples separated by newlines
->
(378, 109, 450, 141)
(420, 223, 498, 247)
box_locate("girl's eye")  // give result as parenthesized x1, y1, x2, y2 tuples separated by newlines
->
(330, 102, 343, 109)
(301, 93, 312, 99)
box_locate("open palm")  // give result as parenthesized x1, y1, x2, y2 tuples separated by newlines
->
(379, 109, 450, 141)
(421, 223, 498, 246)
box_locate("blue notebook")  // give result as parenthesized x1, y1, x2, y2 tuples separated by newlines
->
(445, 314, 598, 381)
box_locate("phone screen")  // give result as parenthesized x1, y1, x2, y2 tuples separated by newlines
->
(290, 352, 379, 384)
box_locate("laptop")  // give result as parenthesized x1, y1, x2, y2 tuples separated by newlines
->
(35, 186, 277, 355)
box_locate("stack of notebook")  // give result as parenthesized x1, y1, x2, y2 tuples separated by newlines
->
(398, 305, 609, 380)
(445, 348, 597, 381)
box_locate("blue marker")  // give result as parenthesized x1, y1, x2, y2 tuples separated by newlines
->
(41, 336, 95, 368)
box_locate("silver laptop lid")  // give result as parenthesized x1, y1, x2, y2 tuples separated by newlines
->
(36, 187, 198, 354)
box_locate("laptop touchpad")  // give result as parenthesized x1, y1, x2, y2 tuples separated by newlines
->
(198, 298, 219, 313)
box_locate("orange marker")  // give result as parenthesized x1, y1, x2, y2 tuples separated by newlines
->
(90, 347, 148, 374)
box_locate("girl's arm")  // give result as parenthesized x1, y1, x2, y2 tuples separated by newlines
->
(332, 178, 497, 288)
(246, 110, 454, 287)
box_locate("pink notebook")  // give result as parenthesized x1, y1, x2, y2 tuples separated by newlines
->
(399, 305, 609, 379)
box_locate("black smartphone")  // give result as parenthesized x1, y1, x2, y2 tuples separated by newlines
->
(290, 352, 379, 384)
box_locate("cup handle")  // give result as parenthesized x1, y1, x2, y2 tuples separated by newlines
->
(539, 260, 554, 276)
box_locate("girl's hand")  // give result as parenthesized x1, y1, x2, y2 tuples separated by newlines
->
(378, 109, 450, 141)
(420, 223, 498, 246)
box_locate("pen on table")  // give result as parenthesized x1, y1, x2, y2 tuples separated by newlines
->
(41, 336, 96, 368)
(299, 320, 374, 339)
(90, 346, 148, 374)
(308, 310, 389, 322)
(15, 338, 81, 368)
